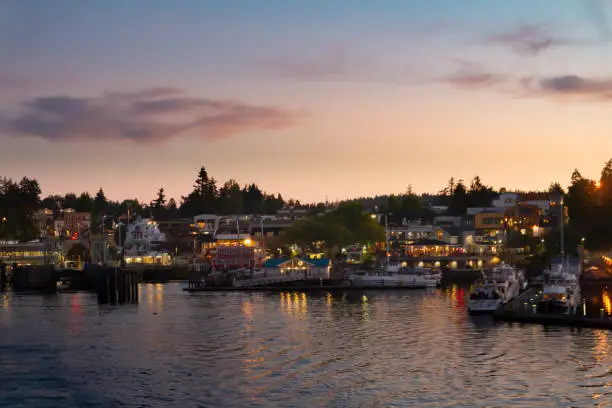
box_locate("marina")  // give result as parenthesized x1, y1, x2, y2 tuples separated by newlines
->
(5, 282, 612, 407)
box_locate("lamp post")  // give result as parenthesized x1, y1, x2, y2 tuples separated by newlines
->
(101, 215, 110, 265)
(115, 221, 124, 267)
(384, 212, 392, 272)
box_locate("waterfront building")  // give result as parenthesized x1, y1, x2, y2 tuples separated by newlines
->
(0, 241, 60, 266)
(212, 244, 265, 270)
(123, 217, 171, 265)
(387, 221, 458, 245)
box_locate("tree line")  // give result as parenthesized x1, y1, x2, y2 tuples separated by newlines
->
(5, 162, 612, 251)
(0, 166, 289, 241)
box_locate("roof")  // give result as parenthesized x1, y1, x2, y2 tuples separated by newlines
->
(480, 209, 504, 214)
(263, 257, 331, 268)
(263, 258, 287, 268)
(307, 258, 332, 267)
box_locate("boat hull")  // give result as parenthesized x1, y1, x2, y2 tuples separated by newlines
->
(348, 277, 439, 288)
(467, 299, 502, 314)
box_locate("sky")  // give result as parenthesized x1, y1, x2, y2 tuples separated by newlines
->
(1, 0, 612, 204)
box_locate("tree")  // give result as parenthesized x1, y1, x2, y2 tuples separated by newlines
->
(242, 183, 265, 214)
(63, 193, 78, 210)
(180, 166, 218, 216)
(284, 202, 384, 256)
(75, 192, 94, 213)
(549, 182, 565, 195)
(467, 176, 497, 208)
(40, 195, 60, 210)
(94, 188, 108, 216)
(152, 188, 166, 208)
(0, 177, 41, 241)
(448, 180, 468, 215)
(151, 188, 167, 220)
(166, 198, 179, 219)
(218, 179, 243, 214)
(566, 169, 597, 248)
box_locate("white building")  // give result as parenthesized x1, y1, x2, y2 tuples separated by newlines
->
(123, 217, 170, 265)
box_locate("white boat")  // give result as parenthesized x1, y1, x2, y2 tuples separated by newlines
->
(467, 263, 525, 314)
(539, 264, 581, 311)
(347, 267, 441, 288)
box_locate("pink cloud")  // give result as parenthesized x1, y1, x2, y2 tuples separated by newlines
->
(1, 88, 303, 143)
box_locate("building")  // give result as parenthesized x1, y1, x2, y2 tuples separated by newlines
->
(156, 218, 198, 256)
(34, 209, 54, 238)
(212, 244, 265, 269)
(123, 217, 171, 265)
(0, 241, 59, 266)
(262, 257, 331, 279)
(275, 207, 309, 220)
(492, 192, 520, 208)
(388, 221, 458, 245)
(63, 212, 91, 235)
(249, 219, 295, 239)
(193, 214, 220, 236)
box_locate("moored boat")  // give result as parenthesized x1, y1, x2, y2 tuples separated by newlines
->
(538, 264, 581, 313)
(347, 266, 441, 288)
(467, 263, 525, 314)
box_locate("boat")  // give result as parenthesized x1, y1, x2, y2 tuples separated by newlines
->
(347, 266, 441, 288)
(467, 263, 525, 314)
(538, 264, 581, 312)
(536, 195, 581, 314)
(347, 216, 442, 288)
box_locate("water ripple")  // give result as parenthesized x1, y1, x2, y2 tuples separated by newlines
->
(1, 285, 612, 406)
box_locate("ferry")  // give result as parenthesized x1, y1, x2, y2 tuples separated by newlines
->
(467, 263, 525, 315)
(539, 264, 580, 312)
(347, 266, 441, 288)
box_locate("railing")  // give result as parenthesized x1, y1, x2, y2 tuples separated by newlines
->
(233, 275, 302, 288)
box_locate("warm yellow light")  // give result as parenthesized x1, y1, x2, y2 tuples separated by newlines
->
(243, 238, 252, 246)
(596, 181, 602, 189)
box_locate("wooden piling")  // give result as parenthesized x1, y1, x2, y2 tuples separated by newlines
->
(96, 266, 140, 304)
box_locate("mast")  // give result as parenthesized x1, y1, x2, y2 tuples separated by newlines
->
(385, 213, 390, 273)
(235, 216, 240, 242)
(559, 195, 565, 270)
(260, 216, 264, 238)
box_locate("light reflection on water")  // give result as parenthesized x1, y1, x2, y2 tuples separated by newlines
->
(1, 284, 612, 406)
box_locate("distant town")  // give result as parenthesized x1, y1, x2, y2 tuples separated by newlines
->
(1, 161, 612, 277)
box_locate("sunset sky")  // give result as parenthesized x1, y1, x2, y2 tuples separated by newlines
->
(1, 0, 612, 204)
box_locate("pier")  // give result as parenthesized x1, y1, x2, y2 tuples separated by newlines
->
(493, 287, 612, 330)
(184, 278, 435, 292)
(95, 267, 140, 304)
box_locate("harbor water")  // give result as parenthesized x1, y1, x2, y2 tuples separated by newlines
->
(3, 284, 612, 407)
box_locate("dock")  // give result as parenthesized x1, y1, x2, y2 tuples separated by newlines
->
(183, 280, 435, 292)
(493, 287, 612, 330)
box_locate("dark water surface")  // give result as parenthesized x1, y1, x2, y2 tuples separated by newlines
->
(1, 284, 612, 407)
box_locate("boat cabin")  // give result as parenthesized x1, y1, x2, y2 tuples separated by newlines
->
(263, 257, 331, 280)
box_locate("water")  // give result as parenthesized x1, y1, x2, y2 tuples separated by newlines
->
(1, 284, 612, 407)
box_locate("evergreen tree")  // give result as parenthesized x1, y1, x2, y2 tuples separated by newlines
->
(94, 188, 108, 216)
(448, 180, 468, 216)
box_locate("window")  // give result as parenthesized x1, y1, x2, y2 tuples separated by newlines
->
(482, 217, 502, 225)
